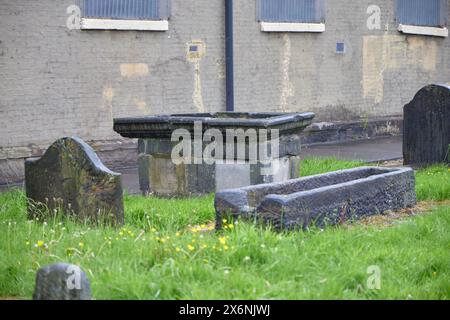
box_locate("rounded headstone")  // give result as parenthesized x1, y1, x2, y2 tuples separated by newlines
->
(403, 84, 450, 166)
(33, 263, 92, 300)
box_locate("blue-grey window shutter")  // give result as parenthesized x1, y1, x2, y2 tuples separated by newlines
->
(81, 0, 171, 20)
(257, 0, 326, 23)
(396, 0, 448, 27)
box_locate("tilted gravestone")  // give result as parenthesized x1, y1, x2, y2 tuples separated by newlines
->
(33, 263, 92, 300)
(25, 137, 124, 225)
(403, 84, 450, 166)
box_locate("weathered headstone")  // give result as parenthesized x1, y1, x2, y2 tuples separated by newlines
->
(33, 263, 92, 300)
(403, 84, 450, 166)
(25, 137, 124, 225)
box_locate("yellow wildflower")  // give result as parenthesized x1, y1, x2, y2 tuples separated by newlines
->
(187, 244, 195, 251)
(37, 240, 45, 248)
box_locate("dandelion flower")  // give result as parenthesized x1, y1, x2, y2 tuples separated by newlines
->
(37, 240, 45, 248)
(187, 244, 195, 251)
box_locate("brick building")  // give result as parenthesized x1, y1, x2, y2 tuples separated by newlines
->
(0, 0, 449, 185)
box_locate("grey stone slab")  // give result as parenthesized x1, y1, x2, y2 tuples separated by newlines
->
(215, 162, 251, 191)
(186, 162, 216, 194)
(33, 263, 91, 300)
(403, 84, 450, 166)
(215, 166, 416, 230)
(114, 112, 315, 139)
(25, 137, 124, 225)
(138, 154, 151, 195)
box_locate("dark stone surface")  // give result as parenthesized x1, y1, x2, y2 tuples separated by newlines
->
(302, 117, 403, 146)
(33, 263, 91, 300)
(25, 137, 124, 225)
(215, 167, 416, 230)
(403, 84, 450, 166)
(114, 112, 315, 139)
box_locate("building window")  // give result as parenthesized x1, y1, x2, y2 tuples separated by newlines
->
(80, 0, 171, 31)
(396, 0, 448, 37)
(257, 0, 326, 32)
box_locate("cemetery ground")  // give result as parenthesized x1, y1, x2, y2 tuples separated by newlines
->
(0, 158, 449, 300)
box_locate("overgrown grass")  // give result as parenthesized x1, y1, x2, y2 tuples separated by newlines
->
(300, 157, 366, 177)
(0, 158, 449, 300)
(415, 164, 450, 201)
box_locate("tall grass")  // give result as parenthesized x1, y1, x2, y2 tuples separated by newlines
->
(0, 158, 449, 299)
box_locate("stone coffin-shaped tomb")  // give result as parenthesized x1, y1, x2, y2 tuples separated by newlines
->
(25, 137, 124, 225)
(113, 112, 315, 196)
(215, 166, 416, 230)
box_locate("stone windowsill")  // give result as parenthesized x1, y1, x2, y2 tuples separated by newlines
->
(81, 18, 169, 31)
(260, 22, 325, 33)
(398, 24, 448, 37)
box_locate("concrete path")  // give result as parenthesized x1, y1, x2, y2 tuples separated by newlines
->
(300, 136, 403, 163)
(0, 136, 403, 195)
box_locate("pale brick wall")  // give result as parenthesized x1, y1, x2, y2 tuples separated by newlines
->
(0, 0, 449, 184)
(234, 0, 450, 120)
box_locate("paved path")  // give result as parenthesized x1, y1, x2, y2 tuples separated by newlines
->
(0, 136, 403, 195)
(300, 136, 403, 163)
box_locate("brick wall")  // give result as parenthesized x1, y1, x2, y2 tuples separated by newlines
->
(0, 0, 449, 184)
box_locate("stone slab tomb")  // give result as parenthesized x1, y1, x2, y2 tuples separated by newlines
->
(403, 84, 450, 166)
(215, 167, 416, 230)
(25, 137, 124, 225)
(33, 263, 92, 300)
(114, 112, 315, 196)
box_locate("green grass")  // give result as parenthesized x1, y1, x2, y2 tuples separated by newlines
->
(415, 164, 450, 201)
(300, 157, 366, 177)
(0, 158, 449, 300)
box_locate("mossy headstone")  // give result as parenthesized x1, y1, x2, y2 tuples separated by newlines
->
(403, 84, 450, 167)
(25, 137, 124, 225)
(33, 263, 92, 300)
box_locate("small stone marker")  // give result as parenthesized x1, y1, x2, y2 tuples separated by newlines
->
(403, 84, 450, 166)
(25, 137, 124, 225)
(33, 263, 92, 300)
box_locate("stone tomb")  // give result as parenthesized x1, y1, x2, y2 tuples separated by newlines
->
(114, 112, 315, 196)
(403, 84, 450, 166)
(215, 166, 416, 230)
(25, 137, 124, 225)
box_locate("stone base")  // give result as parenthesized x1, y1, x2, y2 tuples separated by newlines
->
(138, 154, 301, 196)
